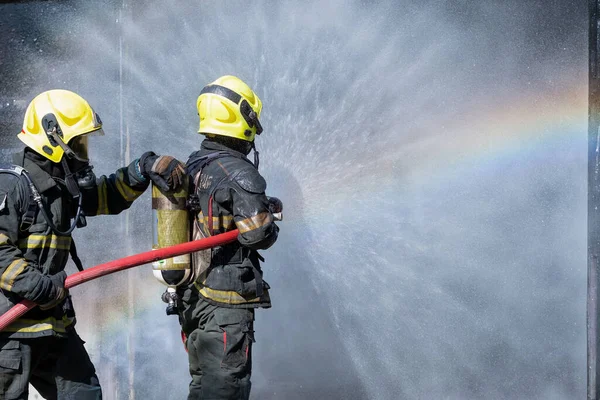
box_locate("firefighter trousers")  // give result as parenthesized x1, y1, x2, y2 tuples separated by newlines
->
(0, 329, 101, 399)
(183, 299, 255, 400)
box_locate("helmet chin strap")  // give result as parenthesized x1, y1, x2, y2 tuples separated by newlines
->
(60, 157, 83, 199)
(251, 141, 259, 169)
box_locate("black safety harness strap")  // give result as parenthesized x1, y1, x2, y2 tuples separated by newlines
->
(21, 195, 37, 232)
(69, 241, 85, 272)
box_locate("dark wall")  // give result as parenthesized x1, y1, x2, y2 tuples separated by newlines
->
(0, 0, 121, 158)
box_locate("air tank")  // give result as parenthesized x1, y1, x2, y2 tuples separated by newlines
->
(151, 179, 191, 287)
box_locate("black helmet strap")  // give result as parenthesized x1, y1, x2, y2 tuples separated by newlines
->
(252, 141, 259, 169)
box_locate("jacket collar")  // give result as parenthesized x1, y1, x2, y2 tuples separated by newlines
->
(200, 139, 249, 160)
(12, 150, 57, 193)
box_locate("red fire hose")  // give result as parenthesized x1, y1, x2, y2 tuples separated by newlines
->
(0, 229, 239, 331)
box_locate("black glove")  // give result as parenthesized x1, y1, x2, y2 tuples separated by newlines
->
(267, 196, 283, 221)
(139, 152, 186, 192)
(267, 196, 283, 213)
(39, 271, 68, 310)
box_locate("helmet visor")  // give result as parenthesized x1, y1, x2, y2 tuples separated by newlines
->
(67, 135, 89, 162)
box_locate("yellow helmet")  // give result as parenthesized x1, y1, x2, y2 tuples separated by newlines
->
(196, 75, 263, 142)
(18, 89, 104, 163)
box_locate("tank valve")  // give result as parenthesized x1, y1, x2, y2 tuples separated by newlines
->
(161, 287, 180, 316)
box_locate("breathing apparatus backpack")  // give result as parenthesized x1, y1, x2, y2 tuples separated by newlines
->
(151, 151, 232, 315)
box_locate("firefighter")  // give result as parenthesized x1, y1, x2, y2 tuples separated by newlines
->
(0, 89, 184, 399)
(179, 76, 281, 399)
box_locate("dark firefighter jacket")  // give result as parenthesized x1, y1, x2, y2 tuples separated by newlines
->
(0, 150, 149, 339)
(185, 140, 279, 309)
